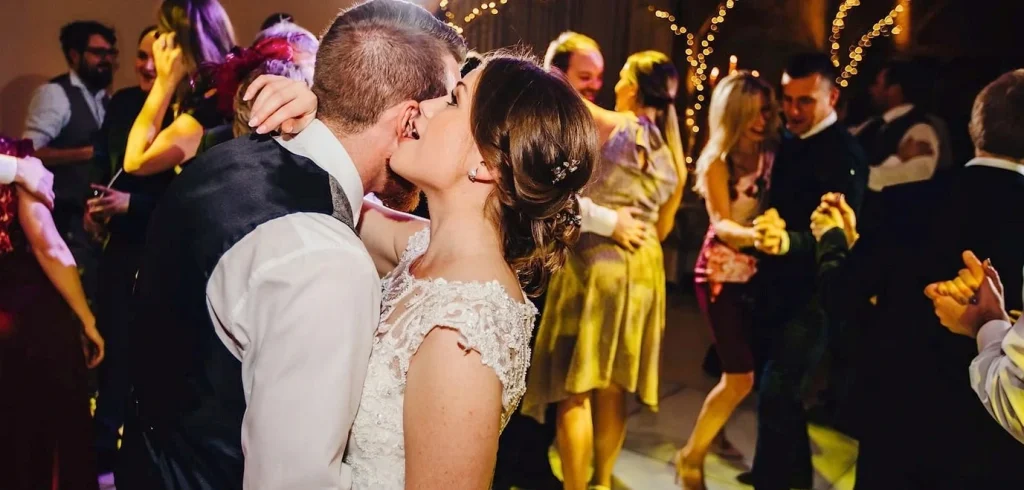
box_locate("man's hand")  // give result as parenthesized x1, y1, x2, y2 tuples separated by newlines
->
(810, 201, 843, 242)
(897, 136, 935, 162)
(610, 206, 648, 252)
(13, 156, 55, 210)
(87, 185, 131, 219)
(819, 193, 859, 248)
(83, 211, 107, 243)
(753, 208, 789, 255)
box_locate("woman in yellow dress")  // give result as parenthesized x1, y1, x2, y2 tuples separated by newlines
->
(523, 51, 687, 490)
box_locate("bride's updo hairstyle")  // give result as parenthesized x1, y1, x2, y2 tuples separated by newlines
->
(471, 53, 598, 296)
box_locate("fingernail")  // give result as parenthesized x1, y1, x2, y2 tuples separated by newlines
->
(256, 125, 267, 134)
(249, 117, 258, 127)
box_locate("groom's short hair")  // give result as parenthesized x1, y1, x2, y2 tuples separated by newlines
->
(314, 0, 467, 133)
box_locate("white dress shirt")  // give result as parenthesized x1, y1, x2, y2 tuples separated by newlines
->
(22, 71, 107, 150)
(964, 156, 1024, 444)
(971, 268, 1024, 444)
(852, 104, 940, 191)
(0, 155, 16, 185)
(799, 110, 838, 140)
(579, 196, 617, 236)
(206, 120, 381, 489)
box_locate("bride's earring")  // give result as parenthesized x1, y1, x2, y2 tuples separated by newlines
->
(468, 167, 478, 183)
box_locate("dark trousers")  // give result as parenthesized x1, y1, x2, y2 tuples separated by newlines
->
(750, 295, 828, 490)
(93, 236, 143, 469)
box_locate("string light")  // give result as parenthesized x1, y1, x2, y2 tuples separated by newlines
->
(439, 0, 510, 34)
(829, 0, 862, 67)
(837, 2, 908, 87)
(645, 1, 741, 153)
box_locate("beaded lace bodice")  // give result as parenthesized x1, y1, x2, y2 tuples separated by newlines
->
(343, 228, 537, 488)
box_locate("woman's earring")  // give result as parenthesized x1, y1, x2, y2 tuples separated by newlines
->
(468, 167, 478, 183)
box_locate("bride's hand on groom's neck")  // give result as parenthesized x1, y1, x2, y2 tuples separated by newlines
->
(244, 75, 318, 135)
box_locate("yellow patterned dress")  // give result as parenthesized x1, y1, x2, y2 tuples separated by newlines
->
(523, 116, 679, 422)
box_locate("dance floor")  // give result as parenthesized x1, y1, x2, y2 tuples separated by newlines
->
(542, 288, 859, 490)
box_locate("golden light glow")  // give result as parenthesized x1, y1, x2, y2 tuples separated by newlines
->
(829, 0, 863, 67)
(837, 1, 909, 86)
(646, 1, 741, 140)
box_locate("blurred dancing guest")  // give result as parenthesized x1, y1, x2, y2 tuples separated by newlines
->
(815, 69, 1024, 489)
(741, 52, 867, 490)
(23, 21, 118, 300)
(252, 20, 318, 83)
(123, 0, 236, 176)
(87, 25, 170, 475)
(543, 31, 604, 103)
(677, 71, 778, 489)
(523, 51, 687, 490)
(926, 252, 1024, 444)
(0, 139, 105, 490)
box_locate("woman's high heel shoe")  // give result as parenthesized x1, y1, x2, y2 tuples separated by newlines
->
(673, 449, 707, 490)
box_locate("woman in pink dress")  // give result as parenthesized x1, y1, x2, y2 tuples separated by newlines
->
(0, 136, 105, 490)
(676, 72, 778, 489)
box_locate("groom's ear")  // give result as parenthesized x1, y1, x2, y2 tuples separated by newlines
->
(393, 100, 420, 138)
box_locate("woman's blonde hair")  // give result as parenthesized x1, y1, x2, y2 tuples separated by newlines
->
(619, 51, 686, 175)
(694, 71, 778, 197)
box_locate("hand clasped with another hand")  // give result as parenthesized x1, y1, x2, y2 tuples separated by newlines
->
(924, 250, 1011, 338)
(752, 208, 789, 255)
(809, 192, 859, 248)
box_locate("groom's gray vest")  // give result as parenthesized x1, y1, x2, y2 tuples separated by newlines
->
(120, 133, 355, 490)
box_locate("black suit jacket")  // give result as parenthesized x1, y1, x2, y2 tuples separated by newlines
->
(757, 121, 868, 322)
(817, 162, 1024, 484)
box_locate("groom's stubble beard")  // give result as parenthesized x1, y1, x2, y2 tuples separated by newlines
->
(377, 165, 421, 212)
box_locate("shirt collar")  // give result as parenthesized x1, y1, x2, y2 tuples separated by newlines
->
(799, 110, 838, 140)
(964, 156, 1024, 177)
(68, 70, 107, 100)
(882, 103, 915, 123)
(274, 119, 365, 224)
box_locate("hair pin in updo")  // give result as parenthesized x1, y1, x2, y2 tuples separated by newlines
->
(552, 159, 580, 184)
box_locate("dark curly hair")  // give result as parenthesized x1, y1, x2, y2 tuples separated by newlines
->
(471, 53, 598, 296)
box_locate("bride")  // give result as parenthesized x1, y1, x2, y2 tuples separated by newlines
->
(247, 52, 597, 488)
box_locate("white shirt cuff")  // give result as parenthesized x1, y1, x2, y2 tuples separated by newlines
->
(978, 319, 1014, 352)
(0, 155, 17, 185)
(579, 197, 617, 237)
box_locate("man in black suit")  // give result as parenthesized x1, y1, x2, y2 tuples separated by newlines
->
(740, 53, 868, 490)
(813, 69, 1024, 489)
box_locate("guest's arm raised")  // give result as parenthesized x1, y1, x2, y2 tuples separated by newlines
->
(123, 33, 205, 175)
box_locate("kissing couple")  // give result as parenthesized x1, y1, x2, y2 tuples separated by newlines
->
(114, 1, 597, 489)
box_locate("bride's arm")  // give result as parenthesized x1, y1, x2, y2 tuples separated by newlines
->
(358, 197, 428, 277)
(404, 328, 503, 489)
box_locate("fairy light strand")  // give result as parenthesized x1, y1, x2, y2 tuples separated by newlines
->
(837, 2, 907, 88)
(829, 0, 862, 67)
(646, 1, 739, 159)
(439, 0, 510, 34)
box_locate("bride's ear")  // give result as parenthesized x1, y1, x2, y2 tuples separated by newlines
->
(467, 147, 497, 184)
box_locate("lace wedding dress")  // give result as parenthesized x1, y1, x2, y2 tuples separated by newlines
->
(343, 228, 537, 488)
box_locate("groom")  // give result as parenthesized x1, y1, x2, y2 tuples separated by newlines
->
(116, 2, 466, 489)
